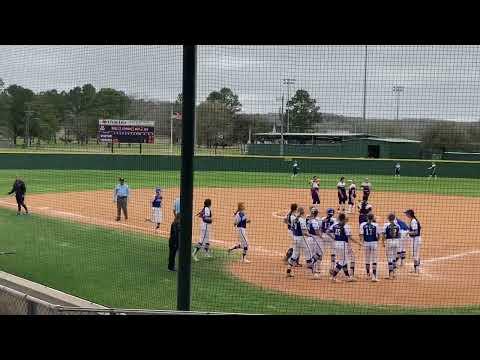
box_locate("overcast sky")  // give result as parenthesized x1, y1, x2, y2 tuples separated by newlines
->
(1, 45, 480, 121)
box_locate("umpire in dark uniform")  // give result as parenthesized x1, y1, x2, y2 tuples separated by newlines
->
(8, 176, 29, 216)
(168, 213, 181, 272)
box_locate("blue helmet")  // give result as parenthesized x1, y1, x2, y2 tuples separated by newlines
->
(326, 208, 335, 215)
(155, 187, 161, 192)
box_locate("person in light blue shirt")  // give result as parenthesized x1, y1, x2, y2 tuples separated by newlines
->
(113, 177, 130, 221)
(173, 197, 180, 216)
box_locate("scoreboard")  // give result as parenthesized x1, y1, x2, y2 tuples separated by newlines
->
(98, 119, 155, 144)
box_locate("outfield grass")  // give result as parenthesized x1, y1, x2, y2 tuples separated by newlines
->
(1, 207, 478, 314)
(1, 170, 479, 197)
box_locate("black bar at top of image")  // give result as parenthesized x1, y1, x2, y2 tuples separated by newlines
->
(177, 45, 196, 311)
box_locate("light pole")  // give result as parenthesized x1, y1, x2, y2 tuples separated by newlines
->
(283, 78, 295, 133)
(392, 86, 404, 121)
(275, 96, 285, 156)
(363, 45, 368, 122)
(24, 103, 34, 147)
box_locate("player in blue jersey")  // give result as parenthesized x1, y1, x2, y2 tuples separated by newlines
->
(228, 202, 251, 263)
(283, 203, 300, 265)
(394, 216, 409, 266)
(360, 213, 381, 282)
(382, 213, 401, 280)
(150, 187, 163, 229)
(405, 209, 422, 275)
(327, 213, 356, 282)
(305, 207, 323, 279)
(286, 207, 308, 278)
(320, 208, 337, 271)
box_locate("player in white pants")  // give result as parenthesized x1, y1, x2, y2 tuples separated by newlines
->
(192, 199, 213, 261)
(283, 204, 300, 265)
(320, 208, 336, 271)
(305, 207, 323, 279)
(150, 187, 163, 229)
(404, 209, 422, 274)
(360, 213, 381, 282)
(382, 213, 401, 280)
(394, 216, 409, 266)
(228, 202, 251, 263)
(328, 213, 356, 282)
(286, 207, 308, 277)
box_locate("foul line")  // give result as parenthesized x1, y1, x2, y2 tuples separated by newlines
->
(0, 200, 284, 258)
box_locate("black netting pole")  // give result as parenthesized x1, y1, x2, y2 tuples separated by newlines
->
(177, 45, 196, 311)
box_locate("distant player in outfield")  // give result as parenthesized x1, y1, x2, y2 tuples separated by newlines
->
(310, 176, 320, 205)
(360, 178, 372, 202)
(428, 162, 437, 179)
(347, 179, 356, 213)
(228, 202, 251, 263)
(292, 160, 299, 178)
(337, 176, 347, 212)
(151, 187, 163, 230)
(8, 176, 29, 216)
(192, 199, 213, 261)
(359, 213, 381, 282)
(394, 162, 401, 177)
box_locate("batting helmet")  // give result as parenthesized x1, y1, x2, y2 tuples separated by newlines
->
(155, 187, 161, 192)
(326, 208, 335, 215)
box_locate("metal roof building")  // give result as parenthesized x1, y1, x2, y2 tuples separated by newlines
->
(248, 132, 423, 159)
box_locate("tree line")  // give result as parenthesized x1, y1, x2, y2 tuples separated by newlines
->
(0, 78, 321, 147)
(2, 77, 477, 151)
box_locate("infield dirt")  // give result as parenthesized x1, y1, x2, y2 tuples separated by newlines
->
(1, 186, 479, 308)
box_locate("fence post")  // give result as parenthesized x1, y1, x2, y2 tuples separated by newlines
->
(177, 45, 196, 311)
(26, 299, 36, 315)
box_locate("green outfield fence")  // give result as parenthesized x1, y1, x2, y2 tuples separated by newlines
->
(1, 152, 480, 178)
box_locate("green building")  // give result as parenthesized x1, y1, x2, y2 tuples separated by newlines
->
(247, 132, 422, 159)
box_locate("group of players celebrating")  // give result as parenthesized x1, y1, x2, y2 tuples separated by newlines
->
(283, 176, 422, 282)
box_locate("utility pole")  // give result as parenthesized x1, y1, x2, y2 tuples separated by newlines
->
(276, 96, 285, 156)
(24, 103, 34, 147)
(177, 45, 196, 312)
(283, 78, 296, 133)
(392, 86, 404, 121)
(363, 45, 368, 122)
